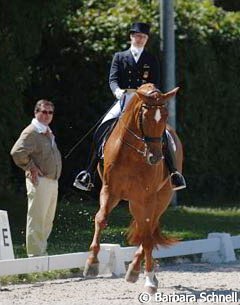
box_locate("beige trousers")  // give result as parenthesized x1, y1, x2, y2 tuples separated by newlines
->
(25, 177, 58, 256)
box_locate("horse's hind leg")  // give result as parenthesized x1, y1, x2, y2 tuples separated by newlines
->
(125, 244, 144, 283)
(84, 186, 119, 277)
(143, 243, 158, 294)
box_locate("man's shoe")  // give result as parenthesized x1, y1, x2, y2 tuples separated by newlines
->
(73, 170, 94, 191)
(170, 171, 186, 191)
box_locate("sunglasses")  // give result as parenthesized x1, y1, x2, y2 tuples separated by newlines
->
(39, 110, 54, 115)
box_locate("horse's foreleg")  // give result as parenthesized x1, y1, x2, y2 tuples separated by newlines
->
(83, 216, 102, 277)
(84, 186, 119, 277)
(125, 244, 144, 283)
(94, 186, 115, 228)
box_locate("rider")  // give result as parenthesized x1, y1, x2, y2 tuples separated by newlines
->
(74, 22, 186, 192)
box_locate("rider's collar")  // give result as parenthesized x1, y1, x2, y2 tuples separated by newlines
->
(130, 46, 144, 56)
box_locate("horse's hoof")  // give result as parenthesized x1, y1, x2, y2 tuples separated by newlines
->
(144, 285, 158, 295)
(83, 262, 99, 277)
(144, 275, 158, 294)
(125, 264, 140, 283)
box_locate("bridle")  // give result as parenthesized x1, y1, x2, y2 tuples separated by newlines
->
(120, 89, 166, 157)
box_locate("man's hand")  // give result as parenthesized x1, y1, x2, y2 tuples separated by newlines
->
(29, 167, 43, 185)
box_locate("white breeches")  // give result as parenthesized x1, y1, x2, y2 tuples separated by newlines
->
(101, 92, 135, 124)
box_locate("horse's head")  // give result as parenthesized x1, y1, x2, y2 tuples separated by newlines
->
(136, 83, 179, 165)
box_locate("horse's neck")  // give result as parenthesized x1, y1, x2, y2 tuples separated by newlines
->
(120, 99, 141, 135)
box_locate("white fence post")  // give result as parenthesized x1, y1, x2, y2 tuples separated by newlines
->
(100, 243, 126, 276)
(201, 232, 236, 263)
(0, 210, 14, 260)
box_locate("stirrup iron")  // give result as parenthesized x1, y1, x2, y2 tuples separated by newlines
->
(170, 171, 186, 191)
(73, 171, 94, 191)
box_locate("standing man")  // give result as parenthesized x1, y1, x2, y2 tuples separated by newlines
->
(10, 99, 62, 257)
(74, 22, 186, 191)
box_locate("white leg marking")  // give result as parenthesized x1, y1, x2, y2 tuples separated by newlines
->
(144, 271, 157, 288)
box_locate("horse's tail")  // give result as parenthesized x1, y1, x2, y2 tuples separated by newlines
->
(127, 219, 178, 247)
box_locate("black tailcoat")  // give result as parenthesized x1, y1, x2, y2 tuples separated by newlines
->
(109, 48, 160, 95)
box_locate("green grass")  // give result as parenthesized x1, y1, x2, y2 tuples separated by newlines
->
(1, 193, 239, 285)
(5, 195, 240, 257)
(162, 206, 240, 240)
(51, 201, 240, 254)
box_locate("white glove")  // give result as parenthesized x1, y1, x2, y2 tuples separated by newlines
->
(114, 88, 125, 100)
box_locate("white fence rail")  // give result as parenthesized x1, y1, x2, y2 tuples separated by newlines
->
(0, 233, 239, 277)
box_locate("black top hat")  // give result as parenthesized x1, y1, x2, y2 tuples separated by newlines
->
(129, 22, 150, 35)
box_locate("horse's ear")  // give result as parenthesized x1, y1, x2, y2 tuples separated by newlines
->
(136, 91, 150, 103)
(163, 87, 180, 103)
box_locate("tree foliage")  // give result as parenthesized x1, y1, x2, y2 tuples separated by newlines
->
(2, 0, 240, 204)
(0, 0, 69, 192)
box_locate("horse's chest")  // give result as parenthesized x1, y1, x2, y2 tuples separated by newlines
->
(116, 169, 162, 196)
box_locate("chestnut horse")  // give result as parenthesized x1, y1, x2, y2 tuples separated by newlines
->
(84, 83, 183, 293)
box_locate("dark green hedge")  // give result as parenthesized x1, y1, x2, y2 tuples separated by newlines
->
(0, 0, 69, 193)
(175, 0, 240, 202)
(214, 0, 240, 11)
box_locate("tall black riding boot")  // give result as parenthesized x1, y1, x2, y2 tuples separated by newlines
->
(73, 118, 117, 191)
(164, 133, 186, 191)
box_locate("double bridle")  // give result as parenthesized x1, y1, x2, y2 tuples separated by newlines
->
(120, 89, 166, 157)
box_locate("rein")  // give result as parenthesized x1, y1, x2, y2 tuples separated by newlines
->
(120, 121, 148, 156)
